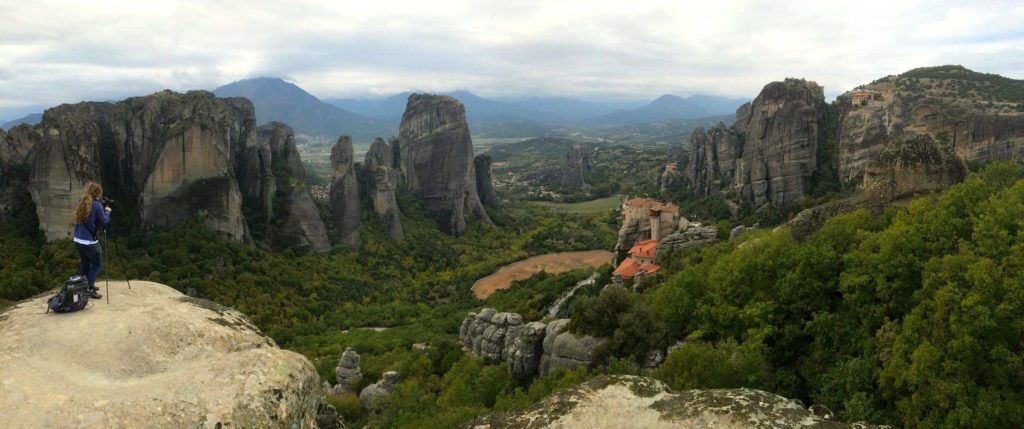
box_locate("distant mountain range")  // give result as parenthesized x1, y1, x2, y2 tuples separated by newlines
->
(208, 77, 749, 140)
(213, 78, 391, 141)
(2, 113, 42, 130)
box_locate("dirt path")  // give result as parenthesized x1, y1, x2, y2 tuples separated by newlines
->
(472, 250, 613, 299)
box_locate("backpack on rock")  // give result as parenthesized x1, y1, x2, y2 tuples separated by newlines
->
(46, 276, 91, 314)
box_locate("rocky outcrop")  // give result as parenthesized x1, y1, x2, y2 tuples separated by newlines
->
(398, 94, 491, 236)
(654, 225, 719, 261)
(364, 137, 404, 241)
(787, 134, 967, 241)
(0, 281, 321, 428)
(330, 135, 361, 249)
(254, 123, 331, 253)
(613, 216, 647, 265)
(463, 375, 889, 429)
(539, 318, 608, 376)
(683, 79, 824, 208)
(460, 310, 607, 381)
(861, 134, 967, 200)
(333, 347, 363, 394)
(359, 371, 399, 411)
(460, 308, 525, 363)
(474, 153, 501, 209)
(0, 125, 39, 222)
(507, 321, 547, 382)
(837, 66, 1024, 183)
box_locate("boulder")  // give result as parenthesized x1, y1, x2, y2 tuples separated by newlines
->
(330, 135, 361, 249)
(539, 319, 607, 376)
(315, 402, 346, 429)
(398, 94, 491, 236)
(861, 134, 967, 201)
(334, 347, 363, 394)
(359, 371, 400, 411)
(0, 281, 320, 428)
(655, 225, 718, 261)
(364, 137, 404, 241)
(506, 321, 547, 382)
(463, 375, 889, 429)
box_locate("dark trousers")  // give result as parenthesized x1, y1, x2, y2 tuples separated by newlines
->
(75, 242, 102, 289)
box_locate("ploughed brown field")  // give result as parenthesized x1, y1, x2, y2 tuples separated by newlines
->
(472, 250, 614, 299)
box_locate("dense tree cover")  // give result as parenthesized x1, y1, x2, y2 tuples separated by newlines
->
(572, 162, 1024, 428)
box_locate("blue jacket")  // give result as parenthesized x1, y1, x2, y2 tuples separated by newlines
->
(73, 199, 110, 244)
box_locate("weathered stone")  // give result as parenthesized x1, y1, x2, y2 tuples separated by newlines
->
(316, 402, 346, 429)
(254, 123, 330, 253)
(517, 144, 593, 194)
(474, 153, 501, 209)
(507, 321, 547, 382)
(0, 281, 320, 428)
(654, 226, 718, 261)
(539, 319, 607, 376)
(463, 375, 886, 429)
(334, 347, 363, 393)
(364, 137, 404, 241)
(330, 135, 361, 249)
(359, 371, 400, 411)
(0, 125, 39, 222)
(398, 94, 491, 236)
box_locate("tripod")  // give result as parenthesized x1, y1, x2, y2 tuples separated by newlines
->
(101, 226, 132, 305)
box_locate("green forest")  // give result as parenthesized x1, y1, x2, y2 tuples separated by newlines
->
(1, 162, 1023, 428)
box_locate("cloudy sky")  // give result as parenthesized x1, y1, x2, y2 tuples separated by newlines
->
(2, 0, 1023, 118)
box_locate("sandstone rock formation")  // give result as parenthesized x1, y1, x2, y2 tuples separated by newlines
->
(0, 124, 39, 222)
(333, 347, 363, 394)
(861, 134, 967, 200)
(463, 375, 889, 429)
(836, 66, 1024, 183)
(0, 281, 321, 428)
(460, 309, 607, 381)
(474, 153, 501, 209)
(7, 90, 330, 250)
(364, 137, 404, 241)
(787, 133, 967, 241)
(359, 371, 400, 411)
(684, 79, 824, 208)
(253, 122, 331, 253)
(398, 94, 491, 236)
(507, 321, 547, 382)
(539, 318, 608, 377)
(654, 225, 719, 261)
(330, 135, 361, 249)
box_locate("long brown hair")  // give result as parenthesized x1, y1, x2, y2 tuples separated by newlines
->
(74, 182, 102, 225)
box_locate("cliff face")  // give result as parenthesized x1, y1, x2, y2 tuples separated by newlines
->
(683, 79, 824, 208)
(474, 154, 501, 209)
(0, 125, 39, 222)
(364, 137, 404, 241)
(398, 94, 491, 236)
(329, 135, 362, 248)
(6, 90, 329, 250)
(837, 66, 1024, 182)
(255, 123, 331, 253)
(517, 144, 594, 194)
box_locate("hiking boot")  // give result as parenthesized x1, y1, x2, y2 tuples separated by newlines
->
(88, 289, 102, 299)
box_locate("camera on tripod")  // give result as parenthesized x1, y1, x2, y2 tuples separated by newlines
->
(101, 197, 114, 207)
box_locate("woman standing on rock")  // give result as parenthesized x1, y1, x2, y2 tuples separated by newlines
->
(72, 182, 111, 299)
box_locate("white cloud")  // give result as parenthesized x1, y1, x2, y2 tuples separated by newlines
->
(0, 0, 1022, 113)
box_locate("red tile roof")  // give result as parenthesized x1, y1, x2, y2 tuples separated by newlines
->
(613, 257, 661, 277)
(628, 239, 659, 259)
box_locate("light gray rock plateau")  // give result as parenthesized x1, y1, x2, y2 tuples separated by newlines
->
(0, 281, 321, 429)
(463, 375, 890, 429)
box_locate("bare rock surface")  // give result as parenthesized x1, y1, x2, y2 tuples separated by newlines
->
(333, 347, 363, 394)
(0, 281, 320, 429)
(364, 137, 404, 241)
(463, 375, 889, 429)
(330, 135, 362, 249)
(359, 371, 400, 411)
(398, 94, 491, 236)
